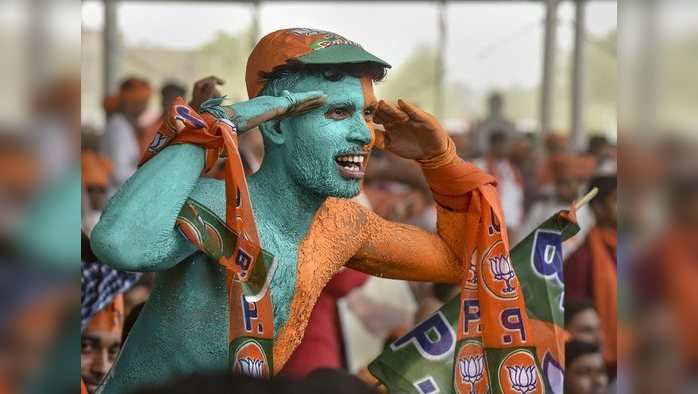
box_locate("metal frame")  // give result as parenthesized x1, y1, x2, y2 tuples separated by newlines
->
(97, 0, 609, 142)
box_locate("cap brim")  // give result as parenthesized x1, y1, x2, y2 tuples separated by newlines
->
(296, 45, 391, 68)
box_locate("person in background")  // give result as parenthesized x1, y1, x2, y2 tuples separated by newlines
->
(80, 295, 124, 394)
(536, 133, 569, 193)
(587, 135, 616, 172)
(564, 340, 609, 394)
(518, 154, 594, 253)
(565, 300, 602, 345)
(509, 134, 538, 209)
(633, 167, 698, 377)
(469, 92, 517, 157)
(81, 131, 113, 235)
(102, 77, 152, 191)
(474, 131, 524, 239)
(139, 81, 187, 154)
(565, 175, 617, 376)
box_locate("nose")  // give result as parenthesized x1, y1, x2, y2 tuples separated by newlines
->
(347, 119, 372, 146)
(91, 350, 111, 378)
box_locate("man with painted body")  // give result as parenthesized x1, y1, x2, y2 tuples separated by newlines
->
(91, 29, 500, 393)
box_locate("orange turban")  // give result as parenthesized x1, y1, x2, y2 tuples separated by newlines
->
(85, 294, 124, 335)
(81, 151, 113, 188)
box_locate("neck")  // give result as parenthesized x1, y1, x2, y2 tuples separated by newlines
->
(247, 151, 326, 242)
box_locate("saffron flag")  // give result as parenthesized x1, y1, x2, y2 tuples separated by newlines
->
(368, 209, 579, 394)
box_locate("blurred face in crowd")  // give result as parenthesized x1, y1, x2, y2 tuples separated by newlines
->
(567, 308, 602, 344)
(80, 329, 121, 393)
(489, 136, 509, 160)
(86, 186, 108, 212)
(555, 177, 579, 203)
(121, 100, 148, 125)
(592, 190, 618, 229)
(565, 352, 608, 394)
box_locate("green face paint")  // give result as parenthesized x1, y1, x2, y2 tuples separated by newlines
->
(90, 72, 379, 394)
(268, 75, 373, 199)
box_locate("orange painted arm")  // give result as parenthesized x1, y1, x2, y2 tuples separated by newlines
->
(348, 209, 464, 283)
(348, 138, 498, 283)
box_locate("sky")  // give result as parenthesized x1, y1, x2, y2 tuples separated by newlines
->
(81, 1, 616, 92)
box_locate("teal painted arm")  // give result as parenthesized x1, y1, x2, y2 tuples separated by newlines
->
(90, 144, 204, 272)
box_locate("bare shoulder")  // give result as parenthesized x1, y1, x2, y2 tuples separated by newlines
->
(302, 197, 377, 253)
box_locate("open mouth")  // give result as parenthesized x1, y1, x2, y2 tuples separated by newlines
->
(334, 152, 367, 180)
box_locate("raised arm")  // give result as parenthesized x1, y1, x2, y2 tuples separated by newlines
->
(348, 99, 498, 283)
(92, 80, 327, 272)
(90, 144, 204, 272)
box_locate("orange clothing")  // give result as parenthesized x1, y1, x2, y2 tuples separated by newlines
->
(81, 151, 113, 189)
(636, 227, 698, 371)
(588, 227, 618, 367)
(85, 295, 124, 336)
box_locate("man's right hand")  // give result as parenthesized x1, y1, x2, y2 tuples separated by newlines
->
(216, 90, 327, 133)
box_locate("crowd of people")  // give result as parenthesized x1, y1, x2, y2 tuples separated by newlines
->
(81, 76, 618, 393)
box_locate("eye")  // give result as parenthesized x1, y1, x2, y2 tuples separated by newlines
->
(326, 106, 352, 120)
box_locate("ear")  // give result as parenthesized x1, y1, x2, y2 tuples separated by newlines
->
(258, 119, 285, 146)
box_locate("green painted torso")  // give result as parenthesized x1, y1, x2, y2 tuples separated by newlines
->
(94, 148, 308, 394)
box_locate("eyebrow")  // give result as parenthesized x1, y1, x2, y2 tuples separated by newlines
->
(325, 99, 356, 109)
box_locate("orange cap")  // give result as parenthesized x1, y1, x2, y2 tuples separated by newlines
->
(85, 294, 124, 335)
(245, 28, 391, 98)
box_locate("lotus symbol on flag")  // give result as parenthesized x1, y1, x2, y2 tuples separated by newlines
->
(507, 365, 537, 394)
(490, 255, 515, 293)
(238, 357, 264, 378)
(458, 355, 484, 394)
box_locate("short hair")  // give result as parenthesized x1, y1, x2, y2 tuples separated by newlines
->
(120, 76, 150, 91)
(564, 299, 596, 328)
(588, 175, 617, 205)
(161, 82, 186, 99)
(258, 61, 387, 97)
(565, 340, 601, 368)
(588, 135, 609, 154)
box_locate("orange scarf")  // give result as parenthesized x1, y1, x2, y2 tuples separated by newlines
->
(140, 97, 273, 374)
(587, 226, 617, 365)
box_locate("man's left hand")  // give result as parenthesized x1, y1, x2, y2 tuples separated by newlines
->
(373, 99, 449, 161)
(190, 76, 225, 111)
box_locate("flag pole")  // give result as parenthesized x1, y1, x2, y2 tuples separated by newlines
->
(574, 187, 598, 210)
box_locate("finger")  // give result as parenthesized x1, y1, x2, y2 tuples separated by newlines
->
(397, 99, 425, 121)
(283, 90, 327, 116)
(376, 100, 409, 123)
(289, 96, 326, 115)
(293, 90, 325, 103)
(196, 76, 225, 90)
(372, 105, 390, 125)
(202, 75, 225, 86)
(210, 76, 225, 85)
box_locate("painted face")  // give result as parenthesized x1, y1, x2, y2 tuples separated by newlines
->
(276, 75, 377, 199)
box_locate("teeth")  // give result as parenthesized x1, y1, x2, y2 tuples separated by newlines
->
(335, 154, 365, 173)
(336, 154, 364, 165)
